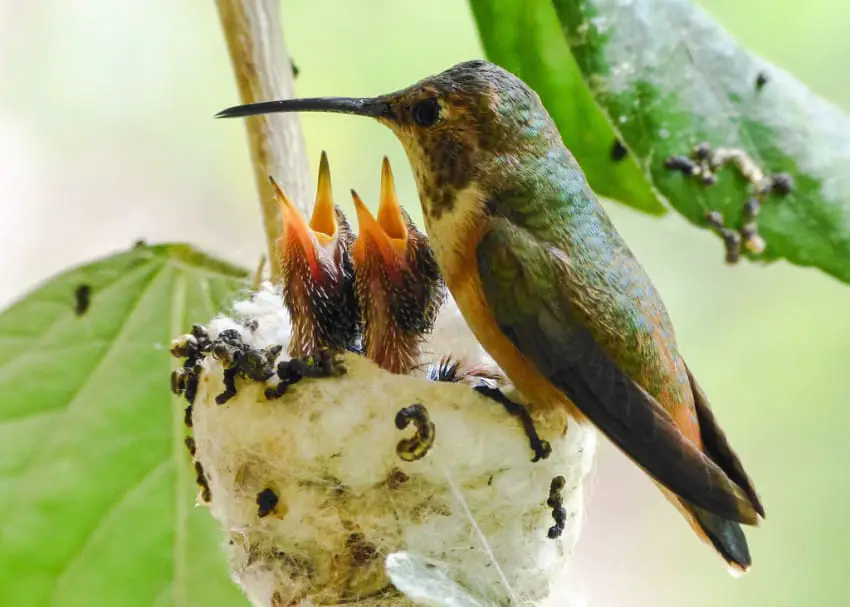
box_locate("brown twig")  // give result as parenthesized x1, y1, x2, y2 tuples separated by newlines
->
(216, 0, 310, 283)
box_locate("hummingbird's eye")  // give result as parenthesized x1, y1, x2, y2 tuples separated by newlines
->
(411, 98, 441, 127)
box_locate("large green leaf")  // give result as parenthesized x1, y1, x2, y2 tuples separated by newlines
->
(468, 0, 666, 216)
(554, 0, 850, 283)
(0, 244, 250, 607)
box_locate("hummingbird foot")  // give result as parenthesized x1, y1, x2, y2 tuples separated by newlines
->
(473, 384, 552, 462)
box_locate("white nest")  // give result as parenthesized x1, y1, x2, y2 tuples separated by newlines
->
(180, 283, 597, 607)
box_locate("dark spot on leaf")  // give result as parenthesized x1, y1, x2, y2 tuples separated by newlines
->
(693, 142, 711, 161)
(770, 172, 794, 196)
(742, 197, 761, 221)
(705, 211, 724, 228)
(610, 139, 628, 162)
(755, 71, 768, 91)
(704, 211, 742, 264)
(664, 155, 696, 175)
(74, 284, 91, 316)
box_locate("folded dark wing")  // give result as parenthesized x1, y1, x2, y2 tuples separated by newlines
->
(476, 223, 759, 524)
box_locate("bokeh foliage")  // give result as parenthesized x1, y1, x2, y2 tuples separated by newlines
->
(0, 245, 248, 607)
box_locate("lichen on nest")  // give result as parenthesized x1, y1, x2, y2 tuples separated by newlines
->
(170, 283, 596, 607)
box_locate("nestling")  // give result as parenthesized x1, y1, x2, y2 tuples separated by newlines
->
(272, 151, 360, 357)
(350, 157, 445, 374)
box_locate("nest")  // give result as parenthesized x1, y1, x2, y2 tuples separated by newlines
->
(170, 283, 596, 607)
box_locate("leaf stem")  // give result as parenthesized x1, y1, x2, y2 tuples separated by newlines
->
(216, 0, 310, 283)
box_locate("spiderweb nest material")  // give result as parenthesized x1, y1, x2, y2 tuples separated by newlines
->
(171, 283, 596, 607)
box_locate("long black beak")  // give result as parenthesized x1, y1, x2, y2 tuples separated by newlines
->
(215, 96, 391, 120)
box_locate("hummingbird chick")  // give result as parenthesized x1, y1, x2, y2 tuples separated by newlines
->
(218, 59, 765, 573)
(425, 354, 502, 386)
(350, 157, 445, 374)
(272, 151, 361, 358)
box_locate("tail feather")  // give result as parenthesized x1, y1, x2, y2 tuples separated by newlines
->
(691, 505, 752, 574)
(686, 363, 765, 518)
(664, 486, 753, 573)
(668, 362, 762, 572)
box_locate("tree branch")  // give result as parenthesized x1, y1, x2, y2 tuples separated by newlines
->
(216, 0, 310, 283)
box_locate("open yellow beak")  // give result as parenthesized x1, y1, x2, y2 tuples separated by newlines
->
(309, 151, 338, 245)
(271, 151, 343, 277)
(377, 156, 408, 243)
(351, 157, 409, 267)
(351, 190, 394, 267)
(270, 176, 320, 275)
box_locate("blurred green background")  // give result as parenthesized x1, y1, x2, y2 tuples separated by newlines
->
(1, 0, 849, 605)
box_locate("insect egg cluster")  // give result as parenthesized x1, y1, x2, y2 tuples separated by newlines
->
(665, 142, 794, 264)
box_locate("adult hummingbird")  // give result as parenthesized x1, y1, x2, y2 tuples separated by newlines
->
(349, 157, 445, 374)
(217, 60, 764, 572)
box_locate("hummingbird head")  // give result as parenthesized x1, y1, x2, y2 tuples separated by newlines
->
(371, 60, 560, 223)
(349, 157, 445, 374)
(218, 60, 560, 225)
(271, 152, 361, 357)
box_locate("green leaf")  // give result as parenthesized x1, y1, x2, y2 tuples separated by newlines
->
(468, 0, 666, 216)
(0, 243, 250, 607)
(554, 0, 850, 283)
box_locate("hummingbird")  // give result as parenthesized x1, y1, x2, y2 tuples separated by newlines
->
(271, 151, 361, 357)
(349, 157, 445, 374)
(425, 353, 507, 391)
(217, 60, 764, 572)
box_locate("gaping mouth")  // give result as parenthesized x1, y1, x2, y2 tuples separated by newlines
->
(271, 150, 341, 259)
(377, 157, 407, 242)
(270, 176, 321, 277)
(309, 151, 338, 244)
(351, 157, 409, 270)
